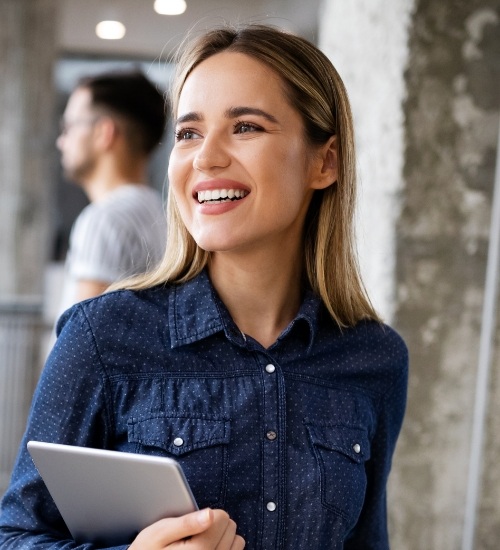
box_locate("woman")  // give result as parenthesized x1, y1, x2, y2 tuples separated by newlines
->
(0, 24, 408, 549)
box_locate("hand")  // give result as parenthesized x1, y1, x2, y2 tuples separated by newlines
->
(128, 508, 245, 549)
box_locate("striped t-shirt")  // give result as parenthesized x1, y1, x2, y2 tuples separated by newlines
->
(60, 184, 166, 312)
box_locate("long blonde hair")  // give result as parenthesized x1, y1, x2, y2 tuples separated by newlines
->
(115, 24, 380, 327)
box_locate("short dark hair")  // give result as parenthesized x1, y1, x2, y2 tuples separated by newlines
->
(77, 70, 167, 154)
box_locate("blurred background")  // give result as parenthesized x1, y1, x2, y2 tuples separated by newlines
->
(0, 0, 499, 548)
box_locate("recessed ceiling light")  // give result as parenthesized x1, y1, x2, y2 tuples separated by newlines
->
(95, 20, 126, 40)
(154, 0, 187, 16)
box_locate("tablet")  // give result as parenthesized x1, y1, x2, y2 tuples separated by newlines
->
(27, 440, 198, 546)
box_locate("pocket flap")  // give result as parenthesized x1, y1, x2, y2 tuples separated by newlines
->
(128, 414, 230, 456)
(306, 424, 370, 463)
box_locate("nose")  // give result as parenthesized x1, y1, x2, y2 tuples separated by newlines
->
(193, 134, 230, 173)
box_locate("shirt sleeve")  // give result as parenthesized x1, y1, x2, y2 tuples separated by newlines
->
(345, 333, 409, 549)
(0, 305, 126, 550)
(68, 204, 135, 283)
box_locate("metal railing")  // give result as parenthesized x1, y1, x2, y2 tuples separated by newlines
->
(0, 298, 43, 496)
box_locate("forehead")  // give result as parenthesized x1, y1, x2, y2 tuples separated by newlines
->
(177, 51, 289, 114)
(64, 87, 93, 117)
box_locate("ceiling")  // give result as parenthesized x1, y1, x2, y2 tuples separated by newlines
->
(58, 0, 323, 60)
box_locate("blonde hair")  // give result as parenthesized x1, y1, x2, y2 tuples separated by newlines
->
(114, 24, 380, 327)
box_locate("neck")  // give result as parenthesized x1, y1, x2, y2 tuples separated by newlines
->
(208, 247, 304, 349)
(81, 154, 148, 202)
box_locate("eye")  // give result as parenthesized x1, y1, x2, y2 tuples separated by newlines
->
(233, 121, 262, 134)
(175, 128, 201, 141)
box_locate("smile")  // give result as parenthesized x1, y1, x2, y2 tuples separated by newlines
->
(197, 189, 249, 204)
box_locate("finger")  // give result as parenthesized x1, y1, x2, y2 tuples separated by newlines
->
(231, 535, 246, 550)
(206, 509, 232, 545)
(180, 509, 231, 548)
(214, 517, 237, 549)
(131, 508, 213, 548)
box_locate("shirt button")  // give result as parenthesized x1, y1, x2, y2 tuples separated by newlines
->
(266, 501, 277, 512)
(266, 430, 277, 441)
(173, 437, 184, 447)
(353, 443, 361, 454)
(265, 364, 275, 373)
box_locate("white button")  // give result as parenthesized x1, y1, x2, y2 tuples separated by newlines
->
(353, 443, 361, 454)
(266, 501, 277, 512)
(265, 364, 276, 373)
(173, 437, 184, 447)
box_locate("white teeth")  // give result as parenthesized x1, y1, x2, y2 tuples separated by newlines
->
(197, 189, 248, 203)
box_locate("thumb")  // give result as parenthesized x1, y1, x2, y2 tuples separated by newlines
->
(181, 508, 214, 533)
(161, 508, 214, 543)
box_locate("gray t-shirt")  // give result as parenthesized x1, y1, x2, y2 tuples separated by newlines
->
(60, 184, 166, 312)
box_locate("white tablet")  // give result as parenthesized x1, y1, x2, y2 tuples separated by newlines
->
(27, 440, 198, 546)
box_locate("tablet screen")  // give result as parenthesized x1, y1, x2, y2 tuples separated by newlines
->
(28, 441, 198, 546)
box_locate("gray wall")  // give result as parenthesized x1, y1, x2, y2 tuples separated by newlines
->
(321, 0, 500, 547)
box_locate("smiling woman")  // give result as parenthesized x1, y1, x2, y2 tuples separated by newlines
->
(0, 24, 408, 550)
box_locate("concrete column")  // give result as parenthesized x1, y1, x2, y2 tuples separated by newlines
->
(319, 0, 415, 322)
(0, 0, 58, 296)
(320, 0, 500, 548)
(0, 0, 58, 495)
(394, 2, 499, 548)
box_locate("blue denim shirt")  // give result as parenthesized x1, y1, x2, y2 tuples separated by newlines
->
(0, 269, 408, 549)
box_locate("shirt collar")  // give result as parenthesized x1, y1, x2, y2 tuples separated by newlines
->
(274, 289, 322, 353)
(168, 269, 322, 351)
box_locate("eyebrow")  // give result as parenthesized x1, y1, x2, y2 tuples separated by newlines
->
(175, 112, 202, 125)
(225, 106, 278, 123)
(175, 106, 279, 126)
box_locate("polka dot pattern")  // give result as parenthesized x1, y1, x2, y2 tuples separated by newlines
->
(0, 269, 408, 549)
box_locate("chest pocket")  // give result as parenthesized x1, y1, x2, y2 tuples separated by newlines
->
(306, 423, 370, 527)
(128, 414, 230, 508)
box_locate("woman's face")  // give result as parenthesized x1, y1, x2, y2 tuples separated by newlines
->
(168, 51, 332, 256)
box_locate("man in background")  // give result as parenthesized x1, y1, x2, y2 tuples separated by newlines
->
(56, 70, 167, 312)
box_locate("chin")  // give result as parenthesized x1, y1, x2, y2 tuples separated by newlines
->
(193, 236, 237, 254)
(195, 242, 230, 253)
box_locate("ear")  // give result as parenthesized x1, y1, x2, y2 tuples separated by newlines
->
(310, 135, 338, 190)
(93, 116, 118, 151)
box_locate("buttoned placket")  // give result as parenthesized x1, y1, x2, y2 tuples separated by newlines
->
(259, 356, 285, 549)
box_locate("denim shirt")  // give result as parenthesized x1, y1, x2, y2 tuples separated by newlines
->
(0, 269, 408, 549)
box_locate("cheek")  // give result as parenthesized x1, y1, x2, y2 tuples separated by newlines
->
(168, 158, 193, 223)
(67, 144, 82, 163)
(71, 136, 92, 160)
(167, 149, 177, 182)
(168, 148, 191, 183)
(167, 155, 185, 199)
(271, 143, 310, 191)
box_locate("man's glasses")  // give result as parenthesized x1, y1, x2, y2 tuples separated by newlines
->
(59, 117, 100, 136)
